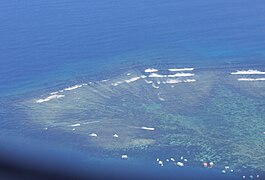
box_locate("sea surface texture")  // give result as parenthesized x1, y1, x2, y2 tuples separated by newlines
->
(0, 0, 265, 179)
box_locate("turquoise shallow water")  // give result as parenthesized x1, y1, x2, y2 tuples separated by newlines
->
(0, 0, 265, 179)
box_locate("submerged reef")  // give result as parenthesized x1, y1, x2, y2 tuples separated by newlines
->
(22, 66, 265, 176)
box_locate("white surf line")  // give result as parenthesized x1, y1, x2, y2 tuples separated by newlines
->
(164, 79, 182, 84)
(140, 126, 155, 131)
(64, 84, 87, 91)
(129, 126, 155, 131)
(157, 93, 165, 101)
(113, 134, 119, 138)
(168, 73, 194, 77)
(145, 79, 153, 84)
(70, 123, 80, 127)
(50, 91, 59, 95)
(125, 76, 141, 83)
(158, 160, 163, 166)
(184, 79, 196, 82)
(122, 155, 128, 159)
(36, 83, 89, 103)
(145, 68, 158, 73)
(36, 94, 65, 103)
(83, 121, 100, 125)
(149, 73, 166, 78)
(149, 72, 194, 78)
(238, 78, 265, 81)
(158, 97, 165, 101)
(89, 133, 98, 137)
(152, 83, 159, 89)
(111, 81, 124, 86)
(162, 79, 196, 84)
(168, 68, 194, 72)
(112, 75, 147, 86)
(176, 162, 184, 167)
(231, 70, 265, 75)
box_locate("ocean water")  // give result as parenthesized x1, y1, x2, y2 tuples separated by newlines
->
(0, 0, 265, 179)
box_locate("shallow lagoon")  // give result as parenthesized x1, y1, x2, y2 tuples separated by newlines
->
(12, 64, 264, 179)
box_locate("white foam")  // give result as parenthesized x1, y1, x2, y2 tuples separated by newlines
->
(145, 80, 153, 84)
(141, 75, 147, 79)
(184, 79, 196, 83)
(176, 162, 184, 167)
(122, 155, 128, 159)
(50, 91, 59, 95)
(111, 81, 123, 86)
(168, 68, 194, 72)
(157, 93, 165, 101)
(158, 160, 163, 166)
(165, 79, 182, 84)
(70, 123, 80, 127)
(89, 133, 98, 137)
(64, 85, 83, 91)
(125, 77, 141, 83)
(113, 134, 119, 138)
(145, 68, 158, 73)
(36, 94, 65, 103)
(152, 83, 159, 89)
(231, 70, 265, 75)
(149, 73, 166, 78)
(149, 73, 194, 78)
(238, 78, 265, 81)
(141, 126, 155, 131)
(163, 79, 196, 84)
(84, 121, 100, 125)
(127, 73, 131, 76)
(158, 96, 165, 101)
(168, 73, 194, 77)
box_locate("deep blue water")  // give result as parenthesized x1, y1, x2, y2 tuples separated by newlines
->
(1, 0, 265, 97)
(1, 0, 265, 179)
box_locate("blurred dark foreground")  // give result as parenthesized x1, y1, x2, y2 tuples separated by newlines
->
(0, 135, 241, 180)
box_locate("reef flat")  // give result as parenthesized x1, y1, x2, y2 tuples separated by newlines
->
(20, 65, 265, 178)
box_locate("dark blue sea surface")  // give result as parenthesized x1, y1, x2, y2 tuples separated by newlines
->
(0, 0, 265, 179)
(0, 0, 265, 97)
